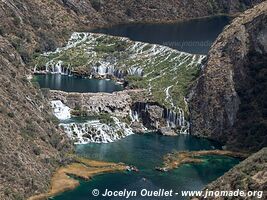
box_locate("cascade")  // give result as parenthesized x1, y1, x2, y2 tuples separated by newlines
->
(93, 65, 126, 79)
(60, 117, 134, 144)
(130, 109, 139, 122)
(127, 67, 143, 76)
(44, 60, 71, 75)
(54, 61, 62, 74)
(163, 108, 189, 134)
(50, 100, 71, 120)
(130, 102, 189, 134)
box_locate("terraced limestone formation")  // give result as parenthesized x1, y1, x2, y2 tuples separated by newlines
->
(33, 32, 205, 133)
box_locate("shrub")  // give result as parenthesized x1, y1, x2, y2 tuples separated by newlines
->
(37, 32, 57, 52)
(17, 47, 30, 63)
(7, 112, 15, 118)
(32, 145, 41, 155)
(90, 0, 102, 11)
(50, 134, 61, 148)
(50, 115, 60, 125)
(0, 27, 4, 35)
(40, 88, 50, 98)
(71, 105, 87, 116)
(98, 113, 115, 126)
(13, 16, 21, 26)
(21, 122, 37, 139)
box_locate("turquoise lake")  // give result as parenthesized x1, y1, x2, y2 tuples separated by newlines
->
(35, 74, 123, 93)
(53, 134, 239, 200)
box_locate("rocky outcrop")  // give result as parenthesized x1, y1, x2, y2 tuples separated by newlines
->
(49, 90, 133, 118)
(89, 0, 264, 25)
(193, 148, 267, 200)
(159, 127, 178, 136)
(190, 1, 267, 152)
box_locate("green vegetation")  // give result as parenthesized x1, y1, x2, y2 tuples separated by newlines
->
(71, 105, 88, 117)
(32, 33, 204, 115)
(32, 144, 41, 155)
(7, 112, 15, 118)
(97, 113, 115, 126)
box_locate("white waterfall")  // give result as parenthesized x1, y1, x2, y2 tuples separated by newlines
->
(44, 60, 71, 75)
(127, 67, 143, 76)
(60, 117, 134, 144)
(164, 108, 189, 134)
(54, 61, 62, 74)
(130, 110, 139, 122)
(50, 100, 71, 120)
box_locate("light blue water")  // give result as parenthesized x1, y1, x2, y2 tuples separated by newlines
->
(35, 74, 123, 93)
(53, 134, 239, 200)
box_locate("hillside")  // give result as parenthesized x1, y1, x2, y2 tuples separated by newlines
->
(190, 1, 267, 152)
(0, 0, 265, 199)
(0, 0, 263, 57)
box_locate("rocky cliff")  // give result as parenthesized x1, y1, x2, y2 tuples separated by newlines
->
(190, 1, 267, 152)
(0, 0, 265, 199)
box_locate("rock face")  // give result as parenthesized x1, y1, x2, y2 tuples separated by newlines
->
(190, 1, 267, 152)
(49, 90, 133, 118)
(159, 127, 178, 136)
(193, 148, 267, 200)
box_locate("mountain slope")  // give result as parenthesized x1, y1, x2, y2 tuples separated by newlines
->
(190, 1, 267, 152)
(0, 0, 265, 199)
(0, 36, 72, 199)
(0, 0, 264, 56)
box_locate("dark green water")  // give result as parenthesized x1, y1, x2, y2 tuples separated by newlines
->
(35, 74, 123, 93)
(53, 134, 239, 200)
(91, 16, 230, 54)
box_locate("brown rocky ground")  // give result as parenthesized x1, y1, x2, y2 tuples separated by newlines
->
(0, 36, 72, 199)
(189, 3, 267, 198)
(0, 0, 265, 199)
(0, 0, 264, 58)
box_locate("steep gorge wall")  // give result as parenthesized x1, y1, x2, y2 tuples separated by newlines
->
(0, 37, 72, 200)
(190, 1, 267, 152)
(0, 0, 265, 199)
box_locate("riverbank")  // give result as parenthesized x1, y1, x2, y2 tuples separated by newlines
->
(156, 150, 249, 172)
(28, 157, 127, 200)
